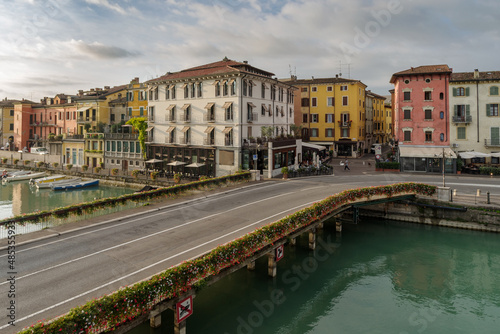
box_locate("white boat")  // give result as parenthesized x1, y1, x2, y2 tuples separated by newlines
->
(1, 170, 30, 178)
(30, 174, 66, 186)
(52, 179, 99, 191)
(36, 177, 82, 189)
(2, 171, 46, 183)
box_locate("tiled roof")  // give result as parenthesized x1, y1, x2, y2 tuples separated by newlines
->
(102, 84, 127, 96)
(0, 99, 21, 107)
(284, 77, 364, 86)
(451, 71, 500, 82)
(147, 58, 275, 84)
(390, 65, 451, 83)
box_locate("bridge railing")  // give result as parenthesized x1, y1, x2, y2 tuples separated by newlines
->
(18, 182, 436, 334)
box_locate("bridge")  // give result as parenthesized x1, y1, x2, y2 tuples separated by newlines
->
(9, 182, 436, 334)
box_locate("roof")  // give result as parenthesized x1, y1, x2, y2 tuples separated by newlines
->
(102, 84, 127, 96)
(284, 77, 365, 86)
(147, 58, 276, 84)
(390, 65, 451, 83)
(451, 71, 500, 82)
(0, 99, 21, 107)
(366, 91, 386, 100)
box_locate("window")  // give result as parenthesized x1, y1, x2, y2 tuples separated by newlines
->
(223, 81, 229, 96)
(301, 98, 309, 107)
(453, 87, 469, 97)
(311, 97, 317, 107)
(311, 87, 317, 92)
(191, 83, 196, 98)
(243, 80, 247, 96)
(424, 91, 432, 101)
(225, 104, 233, 121)
(198, 82, 203, 97)
(165, 87, 170, 99)
(9, 123, 14, 130)
(325, 128, 334, 137)
(127, 91, 133, 101)
(404, 79, 410, 84)
(325, 114, 334, 123)
(424, 109, 432, 120)
(261, 83, 266, 98)
(440, 133, 444, 142)
(231, 80, 236, 95)
(440, 111, 444, 119)
(327, 97, 334, 106)
(341, 128, 350, 137)
(425, 131, 432, 142)
(261, 105, 266, 116)
(457, 127, 466, 139)
(487, 104, 499, 116)
(215, 82, 221, 96)
(171, 85, 176, 99)
(342, 96, 348, 106)
(10, 110, 14, 116)
(340, 85, 348, 91)
(302, 114, 308, 123)
(327, 86, 333, 92)
(184, 84, 189, 98)
(248, 81, 253, 97)
(404, 130, 411, 142)
(440, 92, 444, 100)
(311, 128, 319, 137)
(490, 127, 499, 145)
(403, 91, 411, 101)
(425, 78, 431, 83)
(490, 86, 499, 96)
(247, 104, 253, 122)
(301, 87, 307, 92)
(311, 114, 318, 123)
(403, 109, 411, 120)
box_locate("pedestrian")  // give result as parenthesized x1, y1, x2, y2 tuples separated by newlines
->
(344, 158, 350, 171)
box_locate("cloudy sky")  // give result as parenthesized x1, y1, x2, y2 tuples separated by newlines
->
(1, 0, 498, 101)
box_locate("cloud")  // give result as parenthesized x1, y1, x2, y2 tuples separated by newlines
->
(67, 39, 141, 59)
(84, 0, 139, 16)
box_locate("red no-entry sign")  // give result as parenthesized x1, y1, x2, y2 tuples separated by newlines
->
(176, 295, 193, 322)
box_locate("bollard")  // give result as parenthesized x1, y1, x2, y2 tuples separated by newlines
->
(477, 189, 481, 196)
(450, 188, 453, 202)
(453, 189, 457, 196)
(487, 191, 490, 204)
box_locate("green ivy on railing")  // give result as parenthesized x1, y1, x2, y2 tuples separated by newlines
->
(17, 182, 435, 334)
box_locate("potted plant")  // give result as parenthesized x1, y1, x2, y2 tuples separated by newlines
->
(1, 158, 7, 164)
(131, 169, 140, 178)
(456, 158, 463, 174)
(65, 164, 73, 171)
(81, 165, 89, 172)
(53, 162, 59, 168)
(111, 168, 119, 176)
(24, 160, 31, 166)
(36, 161, 44, 168)
(281, 166, 289, 180)
(99, 162, 104, 168)
(95, 166, 102, 173)
(150, 171, 159, 180)
(173, 173, 182, 183)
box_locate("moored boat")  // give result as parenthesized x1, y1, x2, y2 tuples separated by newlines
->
(36, 177, 82, 189)
(30, 174, 66, 186)
(2, 171, 46, 183)
(51, 179, 99, 191)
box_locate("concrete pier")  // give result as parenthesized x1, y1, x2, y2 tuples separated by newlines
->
(268, 253, 277, 277)
(309, 229, 316, 250)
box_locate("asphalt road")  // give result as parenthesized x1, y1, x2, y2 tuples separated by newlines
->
(0, 172, 499, 333)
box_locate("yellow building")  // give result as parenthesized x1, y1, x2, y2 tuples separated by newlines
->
(288, 77, 367, 157)
(126, 77, 148, 120)
(0, 99, 18, 149)
(384, 99, 394, 145)
(368, 91, 387, 144)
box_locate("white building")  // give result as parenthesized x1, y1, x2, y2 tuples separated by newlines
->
(450, 70, 500, 165)
(146, 58, 296, 177)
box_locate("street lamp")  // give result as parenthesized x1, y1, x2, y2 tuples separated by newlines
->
(436, 147, 450, 187)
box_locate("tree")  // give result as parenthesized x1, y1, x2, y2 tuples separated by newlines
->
(126, 117, 148, 160)
(260, 126, 275, 140)
(290, 124, 302, 138)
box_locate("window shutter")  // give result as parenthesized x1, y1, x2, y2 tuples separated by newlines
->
(465, 87, 470, 96)
(452, 88, 457, 96)
(453, 105, 457, 116)
(466, 105, 470, 116)
(486, 104, 491, 116)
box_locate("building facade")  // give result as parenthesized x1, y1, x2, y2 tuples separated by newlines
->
(366, 91, 387, 146)
(450, 70, 500, 164)
(0, 99, 18, 150)
(146, 58, 295, 177)
(391, 65, 456, 172)
(288, 77, 367, 157)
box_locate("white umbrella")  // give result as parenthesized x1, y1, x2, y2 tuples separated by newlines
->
(167, 161, 187, 166)
(146, 158, 163, 163)
(186, 162, 205, 168)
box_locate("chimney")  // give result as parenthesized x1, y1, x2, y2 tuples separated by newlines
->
(104, 86, 110, 90)
(335, 74, 338, 78)
(78, 90, 83, 96)
(243, 60, 248, 64)
(90, 88, 95, 92)
(474, 69, 479, 79)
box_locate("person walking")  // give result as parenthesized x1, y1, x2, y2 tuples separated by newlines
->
(344, 158, 350, 171)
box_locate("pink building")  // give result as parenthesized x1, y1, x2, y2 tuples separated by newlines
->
(390, 65, 456, 173)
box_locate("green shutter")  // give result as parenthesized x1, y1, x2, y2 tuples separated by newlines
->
(492, 127, 500, 145)
(452, 88, 457, 96)
(453, 105, 457, 116)
(465, 87, 470, 96)
(486, 104, 491, 116)
(466, 105, 470, 116)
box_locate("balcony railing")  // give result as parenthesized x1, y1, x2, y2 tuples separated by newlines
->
(180, 112, 190, 122)
(77, 116, 97, 122)
(247, 112, 257, 123)
(339, 121, 352, 128)
(204, 113, 216, 122)
(105, 133, 139, 140)
(204, 138, 215, 146)
(30, 122, 56, 127)
(485, 139, 500, 147)
(65, 134, 84, 140)
(166, 114, 176, 122)
(452, 115, 472, 124)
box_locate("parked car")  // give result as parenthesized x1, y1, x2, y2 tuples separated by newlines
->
(30, 147, 49, 154)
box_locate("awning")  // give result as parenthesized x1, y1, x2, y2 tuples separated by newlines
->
(459, 152, 492, 159)
(76, 106, 90, 112)
(181, 126, 190, 133)
(186, 162, 205, 168)
(222, 127, 232, 134)
(212, 80, 220, 85)
(221, 79, 228, 85)
(204, 126, 215, 134)
(303, 142, 326, 151)
(223, 102, 233, 109)
(167, 104, 176, 111)
(169, 84, 175, 89)
(205, 102, 215, 109)
(182, 104, 190, 111)
(228, 79, 235, 85)
(146, 126, 154, 131)
(399, 146, 457, 159)
(247, 102, 256, 108)
(181, 83, 188, 89)
(261, 104, 268, 112)
(166, 126, 175, 133)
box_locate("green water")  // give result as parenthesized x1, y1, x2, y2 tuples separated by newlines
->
(0, 179, 136, 221)
(129, 219, 500, 334)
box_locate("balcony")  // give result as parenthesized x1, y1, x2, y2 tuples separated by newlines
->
(105, 133, 139, 140)
(225, 138, 233, 146)
(485, 139, 500, 147)
(64, 134, 84, 140)
(166, 114, 176, 122)
(204, 138, 215, 146)
(204, 113, 216, 123)
(77, 116, 97, 123)
(247, 112, 258, 123)
(338, 121, 352, 128)
(30, 122, 56, 127)
(452, 115, 472, 124)
(85, 133, 104, 140)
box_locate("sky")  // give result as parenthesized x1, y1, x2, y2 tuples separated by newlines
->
(1, 0, 499, 101)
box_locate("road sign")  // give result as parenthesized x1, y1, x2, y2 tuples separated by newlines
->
(176, 295, 193, 322)
(275, 245, 284, 262)
(376, 154, 381, 160)
(253, 154, 258, 160)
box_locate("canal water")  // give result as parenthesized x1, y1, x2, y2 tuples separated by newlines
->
(0, 179, 136, 221)
(128, 219, 500, 334)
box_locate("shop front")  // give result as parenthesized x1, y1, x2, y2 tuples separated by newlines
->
(399, 146, 456, 173)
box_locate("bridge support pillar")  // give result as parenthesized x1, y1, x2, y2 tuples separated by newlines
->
(150, 310, 161, 328)
(317, 222, 323, 230)
(336, 221, 342, 233)
(268, 253, 277, 277)
(290, 237, 296, 246)
(247, 260, 256, 271)
(174, 320, 187, 334)
(309, 229, 316, 250)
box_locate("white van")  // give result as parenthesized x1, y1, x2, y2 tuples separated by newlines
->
(30, 147, 49, 155)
